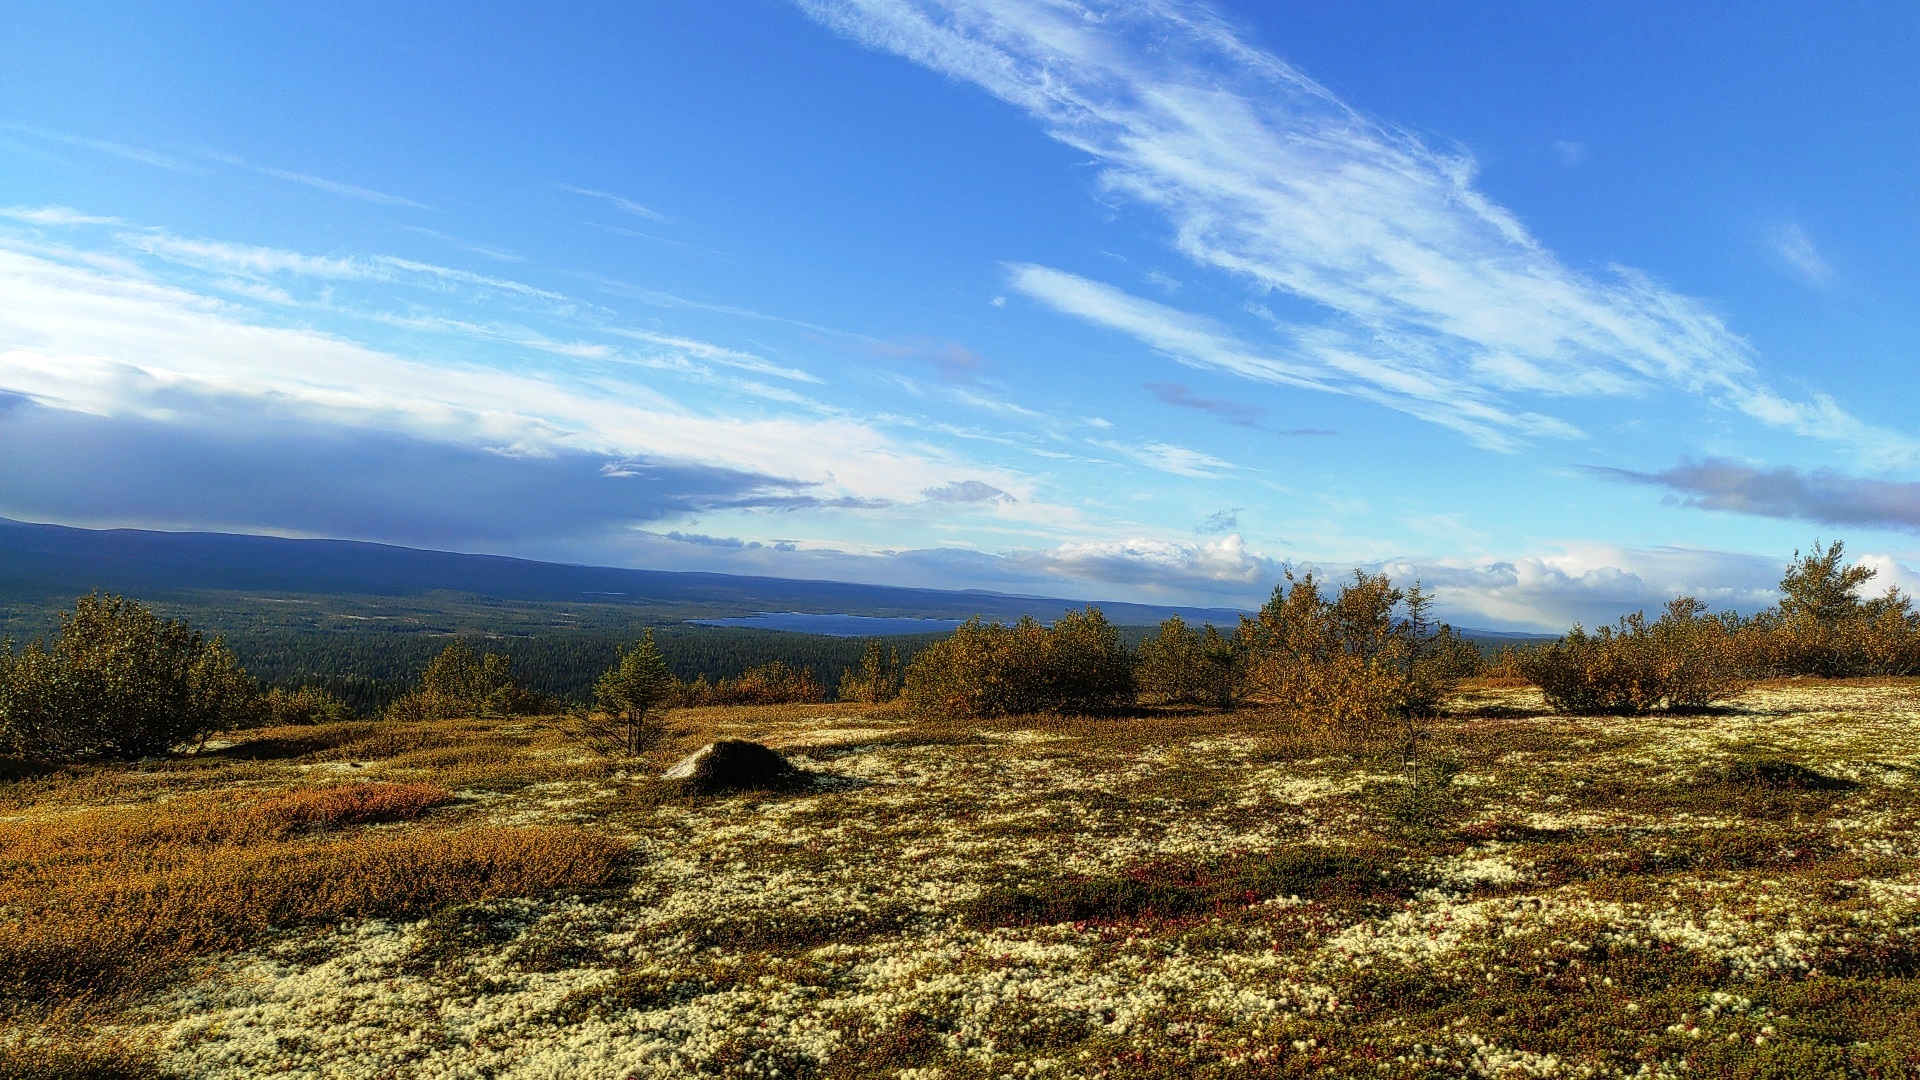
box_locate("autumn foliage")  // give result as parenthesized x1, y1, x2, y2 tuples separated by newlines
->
(1237, 570, 1476, 729)
(903, 608, 1135, 719)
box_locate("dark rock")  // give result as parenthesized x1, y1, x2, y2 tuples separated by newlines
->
(661, 739, 807, 793)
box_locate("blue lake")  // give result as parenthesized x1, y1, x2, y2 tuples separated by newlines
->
(691, 612, 966, 637)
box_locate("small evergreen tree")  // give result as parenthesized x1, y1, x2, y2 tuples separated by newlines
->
(594, 631, 677, 755)
(0, 593, 256, 762)
(1779, 540, 1876, 627)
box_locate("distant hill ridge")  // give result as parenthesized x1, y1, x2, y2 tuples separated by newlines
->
(0, 518, 1250, 627)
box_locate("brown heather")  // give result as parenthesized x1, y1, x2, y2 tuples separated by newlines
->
(0, 777, 627, 1010)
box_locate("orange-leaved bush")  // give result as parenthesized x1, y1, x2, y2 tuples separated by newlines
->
(1519, 597, 1748, 714)
(1238, 570, 1473, 729)
(903, 608, 1134, 719)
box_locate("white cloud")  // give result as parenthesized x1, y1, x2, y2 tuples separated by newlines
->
(1, 206, 123, 226)
(1008, 532, 1279, 593)
(0, 241, 1020, 509)
(1551, 139, 1589, 166)
(1768, 221, 1835, 288)
(197, 150, 435, 210)
(1370, 543, 1789, 631)
(250, 165, 431, 209)
(116, 229, 579, 307)
(1853, 552, 1920, 598)
(1091, 436, 1233, 477)
(0, 123, 190, 170)
(1013, 263, 1574, 449)
(559, 185, 672, 223)
(802, 0, 1911, 462)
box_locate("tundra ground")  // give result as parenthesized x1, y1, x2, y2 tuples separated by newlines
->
(5, 679, 1919, 1078)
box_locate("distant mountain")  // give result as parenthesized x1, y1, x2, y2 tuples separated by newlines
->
(0, 518, 1249, 629)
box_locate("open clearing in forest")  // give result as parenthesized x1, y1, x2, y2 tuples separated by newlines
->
(7, 679, 1920, 1078)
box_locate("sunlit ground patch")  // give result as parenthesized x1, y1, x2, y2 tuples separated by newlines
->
(6, 683, 1920, 1076)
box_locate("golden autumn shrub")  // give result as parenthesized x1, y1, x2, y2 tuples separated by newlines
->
(1520, 597, 1748, 714)
(1135, 615, 1243, 709)
(695, 661, 826, 706)
(836, 639, 903, 704)
(903, 608, 1134, 719)
(1238, 570, 1468, 730)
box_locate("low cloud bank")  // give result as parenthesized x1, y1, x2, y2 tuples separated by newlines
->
(0, 397, 831, 548)
(1597, 458, 1920, 532)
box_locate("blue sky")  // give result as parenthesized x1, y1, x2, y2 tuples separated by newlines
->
(2, 1, 1917, 629)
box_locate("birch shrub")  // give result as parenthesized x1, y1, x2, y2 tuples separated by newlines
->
(1238, 570, 1472, 731)
(1519, 598, 1749, 715)
(903, 608, 1134, 719)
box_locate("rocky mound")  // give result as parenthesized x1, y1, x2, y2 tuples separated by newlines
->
(661, 740, 807, 793)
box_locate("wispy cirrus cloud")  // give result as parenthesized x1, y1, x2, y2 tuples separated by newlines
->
(116, 229, 578, 306)
(0, 123, 191, 170)
(559, 185, 672, 223)
(1091, 437, 1233, 478)
(1, 206, 124, 227)
(401, 226, 524, 263)
(1015, 263, 1572, 448)
(90, 224, 825, 388)
(204, 152, 433, 210)
(1767, 222, 1835, 288)
(801, 0, 1912, 463)
(3, 125, 432, 209)
(1595, 457, 1920, 532)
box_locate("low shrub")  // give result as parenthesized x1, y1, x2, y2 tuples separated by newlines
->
(254, 685, 354, 726)
(691, 661, 825, 706)
(1716, 757, 1856, 793)
(902, 608, 1134, 719)
(1520, 597, 1748, 714)
(0, 785, 623, 1004)
(0, 1027, 165, 1080)
(1134, 615, 1241, 709)
(1238, 570, 1469, 730)
(961, 846, 1418, 928)
(250, 781, 457, 830)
